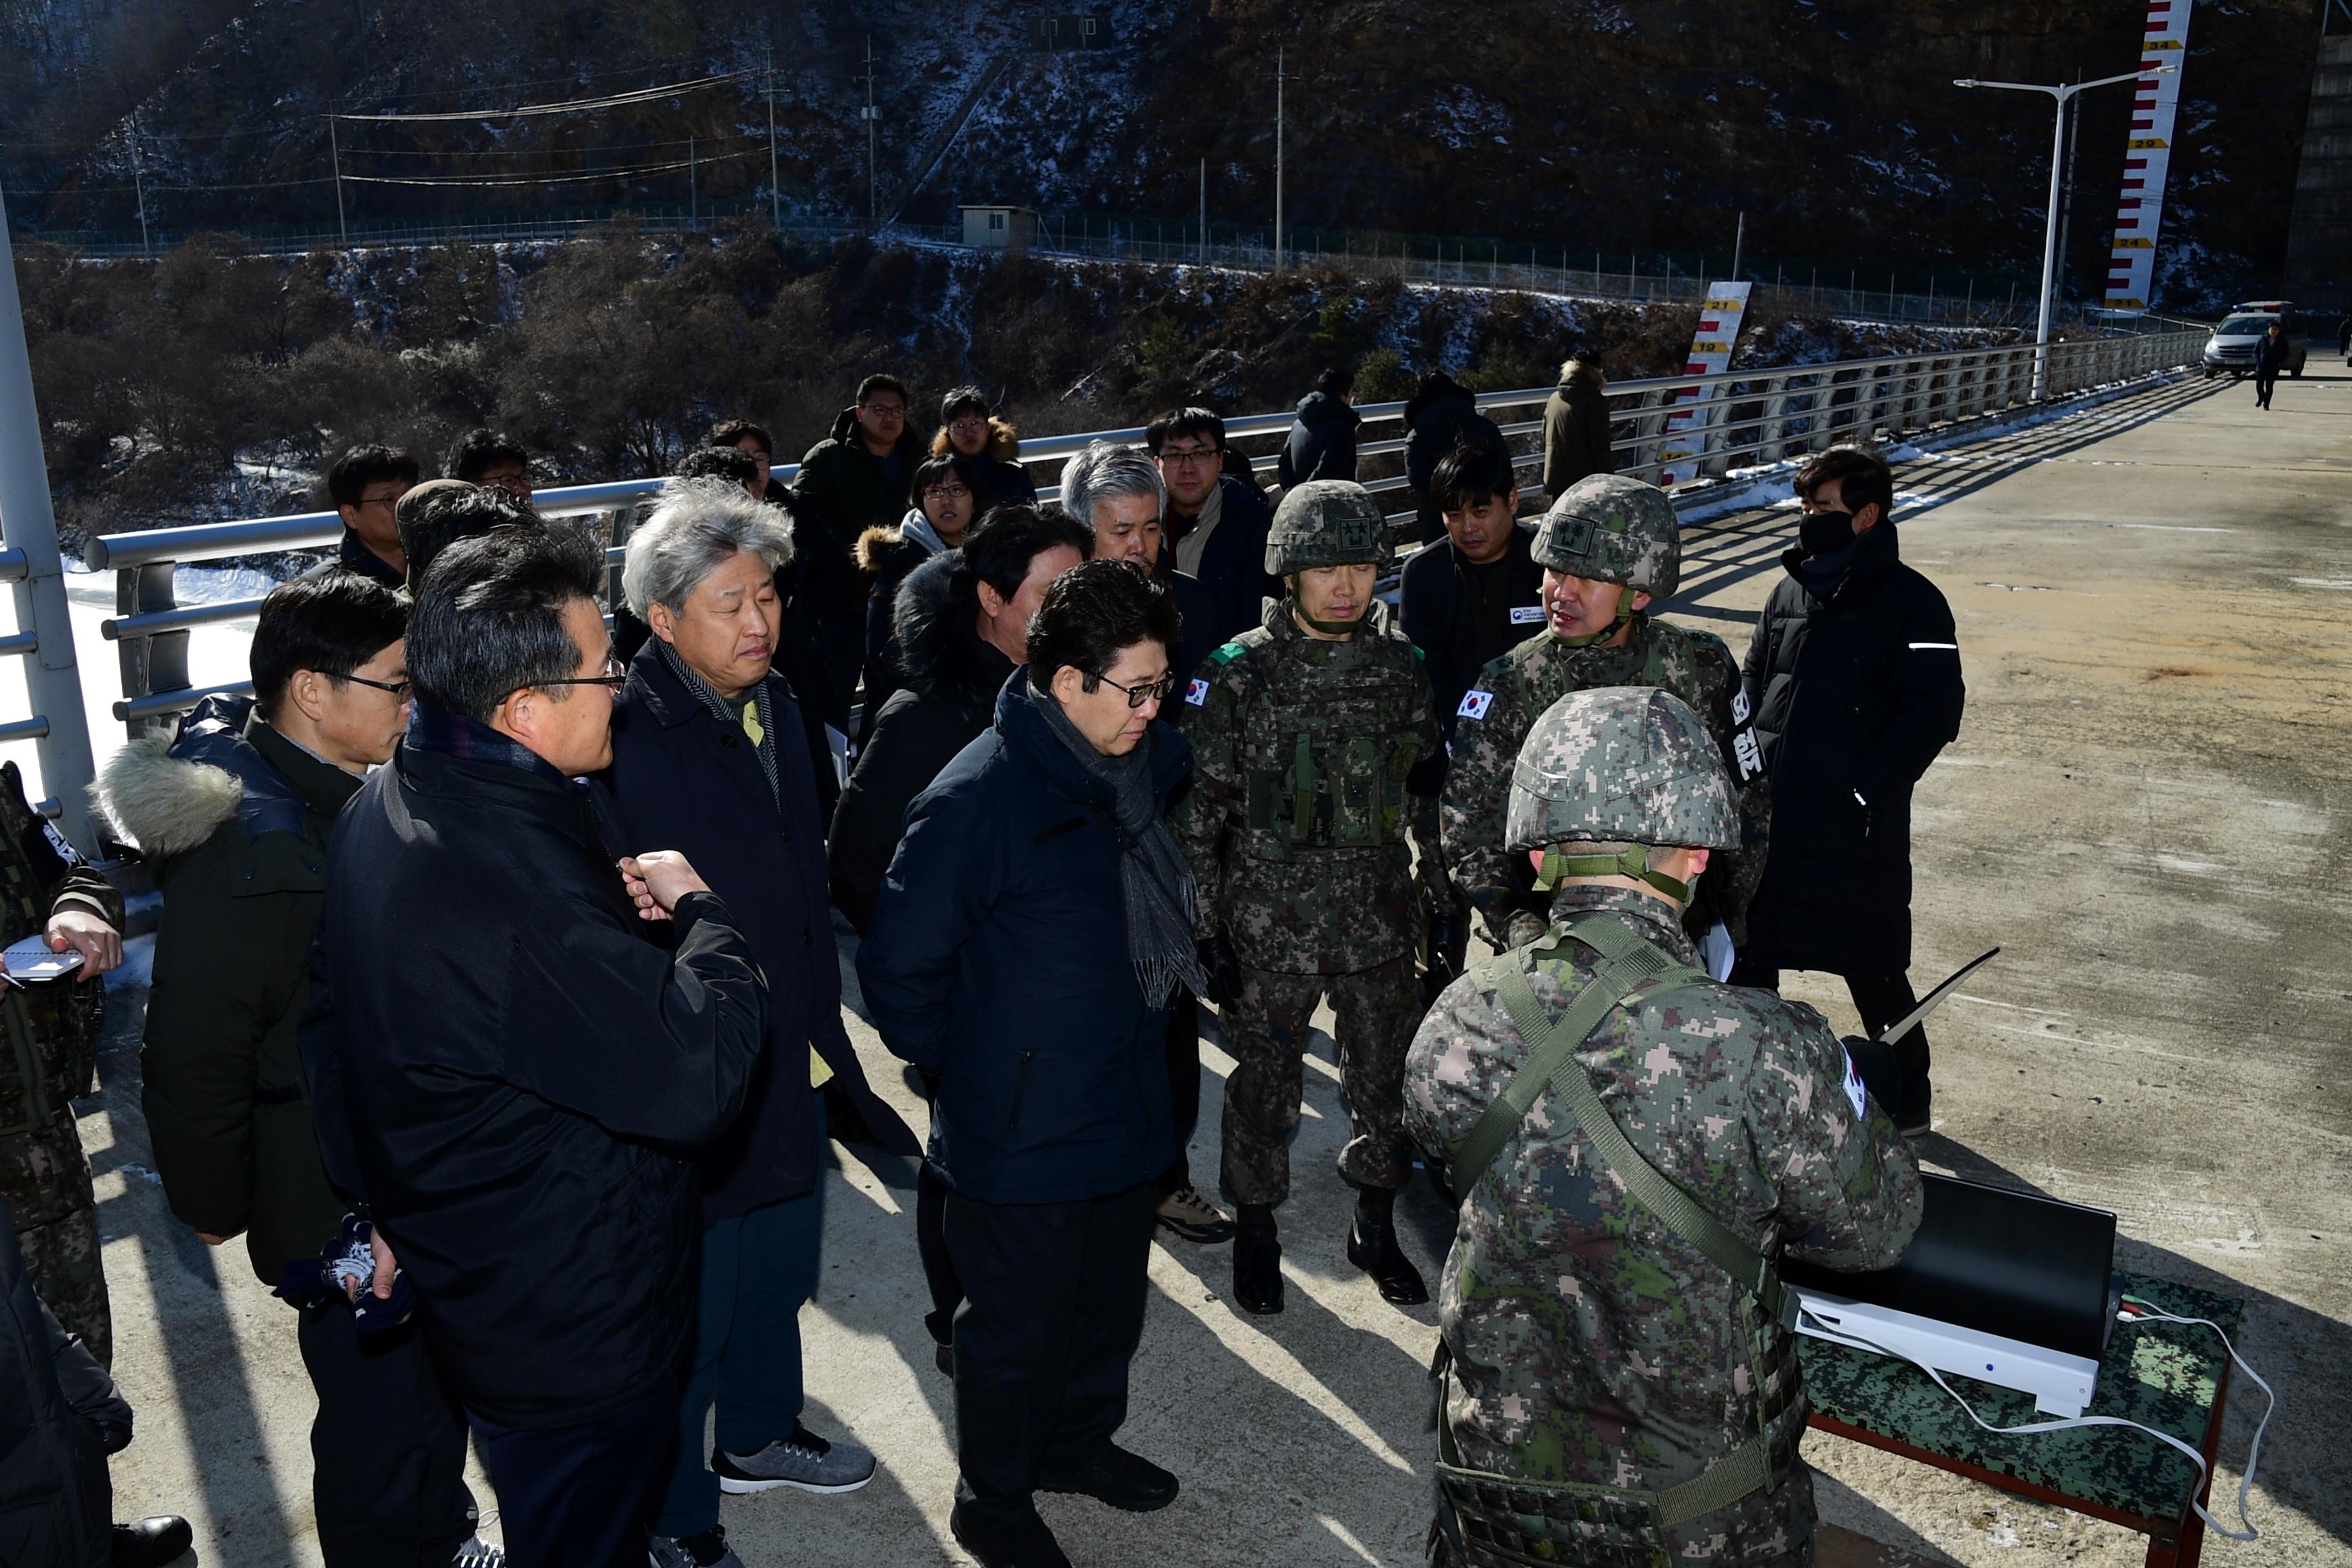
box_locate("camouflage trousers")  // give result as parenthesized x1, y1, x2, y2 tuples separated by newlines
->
(1218, 956, 1420, 1206)
(5, 1112, 110, 1366)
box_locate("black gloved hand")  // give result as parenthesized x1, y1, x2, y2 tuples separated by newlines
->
(1197, 933, 1242, 1008)
(1421, 911, 1467, 1008)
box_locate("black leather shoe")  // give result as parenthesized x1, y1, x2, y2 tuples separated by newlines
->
(1037, 1442, 1180, 1512)
(1231, 1205, 1284, 1315)
(948, 1504, 1071, 1568)
(1348, 1213, 1430, 1306)
(112, 1516, 193, 1568)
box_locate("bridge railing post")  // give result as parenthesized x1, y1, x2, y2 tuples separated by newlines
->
(115, 562, 188, 739)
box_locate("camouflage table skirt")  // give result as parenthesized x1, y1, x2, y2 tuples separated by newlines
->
(1802, 1271, 2243, 1568)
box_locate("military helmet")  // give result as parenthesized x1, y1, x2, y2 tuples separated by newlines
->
(1507, 687, 1738, 903)
(1529, 473, 1680, 600)
(1265, 480, 1394, 574)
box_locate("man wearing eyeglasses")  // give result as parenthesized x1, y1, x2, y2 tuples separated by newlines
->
(306, 527, 769, 1568)
(796, 375, 925, 721)
(95, 574, 507, 1567)
(316, 444, 420, 587)
(860, 560, 1198, 1568)
(1146, 407, 1280, 660)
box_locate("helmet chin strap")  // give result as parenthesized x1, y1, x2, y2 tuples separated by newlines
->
(1285, 577, 1366, 637)
(1546, 585, 1640, 649)
(1533, 844, 1692, 905)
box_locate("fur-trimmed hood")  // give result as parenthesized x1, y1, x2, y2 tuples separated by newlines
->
(891, 551, 1010, 707)
(93, 730, 244, 859)
(1556, 359, 1607, 397)
(856, 511, 950, 574)
(929, 416, 1020, 464)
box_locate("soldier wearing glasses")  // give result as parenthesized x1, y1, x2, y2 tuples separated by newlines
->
(1171, 480, 1444, 1317)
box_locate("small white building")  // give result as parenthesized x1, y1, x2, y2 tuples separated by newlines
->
(961, 205, 1039, 250)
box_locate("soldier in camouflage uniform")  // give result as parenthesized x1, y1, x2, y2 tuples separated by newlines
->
(1439, 473, 1767, 957)
(1404, 687, 1922, 1567)
(0, 761, 128, 1364)
(1171, 480, 1444, 1316)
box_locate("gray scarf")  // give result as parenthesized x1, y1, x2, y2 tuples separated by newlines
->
(1030, 684, 1207, 1009)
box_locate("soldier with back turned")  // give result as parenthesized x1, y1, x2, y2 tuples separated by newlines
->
(1171, 480, 1444, 1317)
(1406, 685, 1921, 1566)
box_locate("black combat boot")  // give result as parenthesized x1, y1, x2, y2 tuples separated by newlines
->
(1347, 1186, 1429, 1306)
(1231, 1202, 1284, 1315)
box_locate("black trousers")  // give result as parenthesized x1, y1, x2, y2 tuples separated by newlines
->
(295, 1302, 476, 1568)
(917, 1161, 961, 1348)
(945, 1181, 1157, 1534)
(466, 1382, 678, 1568)
(1159, 990, 1202, 1195)
(1729, 961, 1930, 1113)
(2255, 369, 2278, 409)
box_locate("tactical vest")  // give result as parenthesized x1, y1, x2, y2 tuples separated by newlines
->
(0, 760, 104, 1142)
(1221, 634, 1423, 863)
(1432, 911, 1805, 1567)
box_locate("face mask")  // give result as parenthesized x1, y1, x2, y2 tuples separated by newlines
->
(1799, 509, 1857, 556)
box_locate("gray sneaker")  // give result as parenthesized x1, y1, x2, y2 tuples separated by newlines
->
(713, 1421, 876, 1495)
(648, 1524, 744, 1567)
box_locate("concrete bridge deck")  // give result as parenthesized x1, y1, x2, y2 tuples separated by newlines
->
(83, 367, 2351, 1566)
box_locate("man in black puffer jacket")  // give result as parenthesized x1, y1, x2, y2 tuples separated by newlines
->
(1733, 446, 1964, 1137)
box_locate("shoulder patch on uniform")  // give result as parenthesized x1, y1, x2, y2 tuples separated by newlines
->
(1184, 677, 1210, 707)
(1840, 1043, 1869, 1121)
(1731, 688, 1752, 725)
(1210, 641, 1248, 665)
(1458, 689, 1494, 721)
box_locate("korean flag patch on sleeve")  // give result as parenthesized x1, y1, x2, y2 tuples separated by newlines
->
(1840, 1044, 1868, 1121)
(1184, 678, 1211, 707)
(1457, 689, 1494, 721)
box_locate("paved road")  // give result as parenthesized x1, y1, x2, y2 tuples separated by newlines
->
(81, 367, 2349, 1566)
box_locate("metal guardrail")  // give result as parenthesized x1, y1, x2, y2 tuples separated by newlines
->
(86, 328, 2207, 729)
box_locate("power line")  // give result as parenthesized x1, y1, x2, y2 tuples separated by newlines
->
(343, 133, 764, 159)
(337, 148, 765, 188)
(330, 72, 753, 125)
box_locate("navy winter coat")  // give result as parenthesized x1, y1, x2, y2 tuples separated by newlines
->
(1277, 391, 1361, 487)
(308, 715, 768, 1427)
(857, 676, 1188, 1205)
(598, 645, 917, 1226)
(1740, 523, 1965, 975)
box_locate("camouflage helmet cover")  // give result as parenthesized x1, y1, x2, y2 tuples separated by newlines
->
(1266, 479, 1395, 574)
(1507, 685, 1740, 853)
(1530, 473, 1680, 600)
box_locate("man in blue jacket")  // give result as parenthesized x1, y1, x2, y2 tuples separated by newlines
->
(308, 527, 769, 1568)
(600, 479, 917, 1568)
(859, 560, 1201, 1568)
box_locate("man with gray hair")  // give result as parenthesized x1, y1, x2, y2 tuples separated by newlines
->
(601, 479, 916, 1568)
(1059, 442, 1233, 1248)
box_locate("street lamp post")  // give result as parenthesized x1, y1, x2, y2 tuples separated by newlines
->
(1955, 65, 2175, 401)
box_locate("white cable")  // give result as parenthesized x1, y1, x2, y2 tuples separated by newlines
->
(333, 72, 752, 124)
(1797, 1297, 2272, 1542)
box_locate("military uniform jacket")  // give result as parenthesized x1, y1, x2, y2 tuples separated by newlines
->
(1173, 601, 1443, 975)
(0, 761, 121, 1234)
(1403, 885, 1924, 1563)
(1440, 614, 1763, 952)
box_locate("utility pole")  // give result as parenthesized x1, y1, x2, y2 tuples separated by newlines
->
(128, 117, 150, 259)
(689, 133, 699, 230)
(767, 46, 781, 233)
(328, 114, 349, 251)
(1199, 157, 1207, 265)
(1730, 210, 1744, 283)
(1273, 47, 1286, 271)
(2054, 69, 2082, 305)
(859, 36, 881, 233)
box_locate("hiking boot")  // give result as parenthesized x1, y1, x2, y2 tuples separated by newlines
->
(1155, 1185, 1235, 1244)
(714, 1421, 876, 1495)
